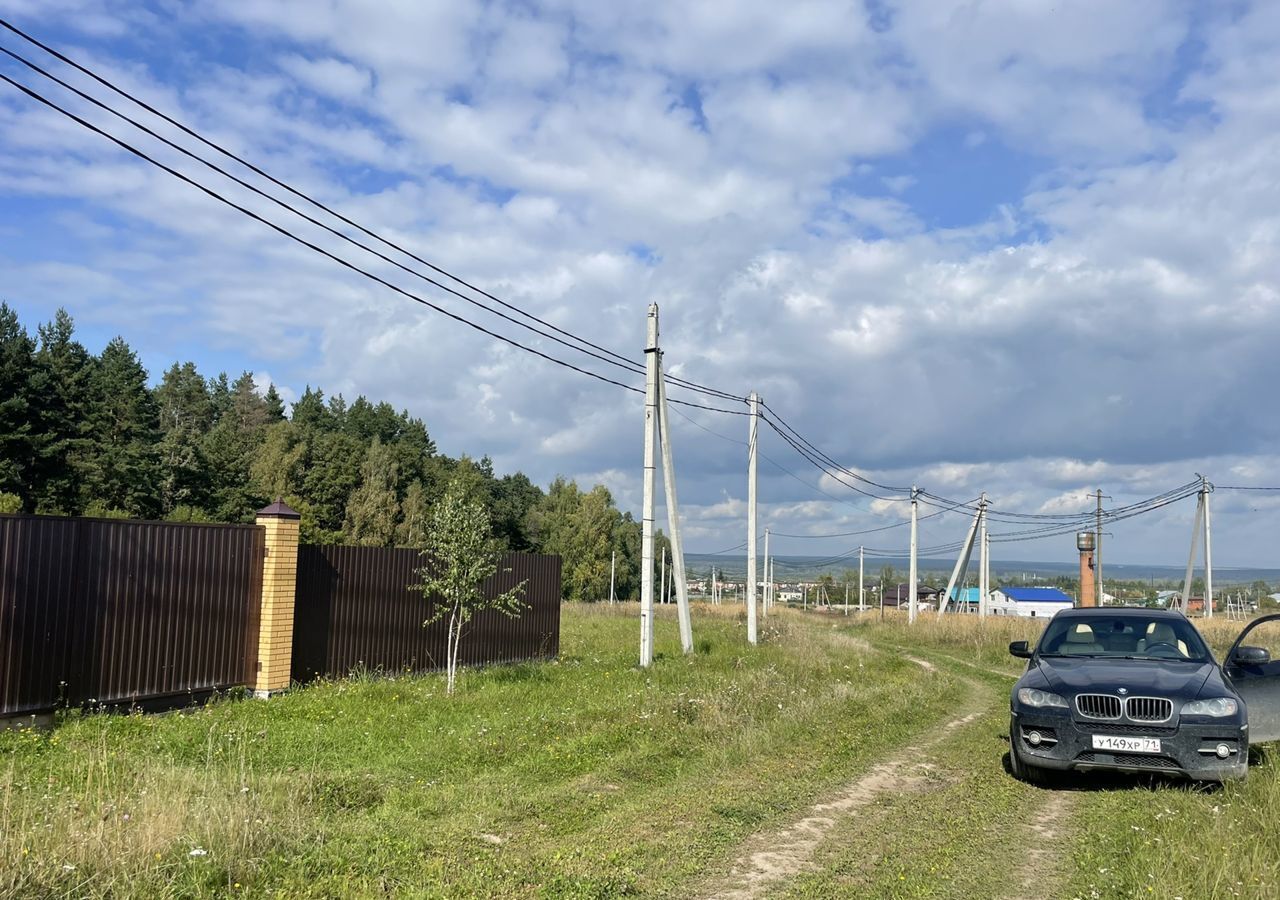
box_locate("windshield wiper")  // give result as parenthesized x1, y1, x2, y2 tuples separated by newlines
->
(1041, 652, 1102, 658)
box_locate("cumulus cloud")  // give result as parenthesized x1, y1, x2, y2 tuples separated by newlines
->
(1, 1, 1278, 566)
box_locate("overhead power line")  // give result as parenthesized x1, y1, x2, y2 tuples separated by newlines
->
(0, 18, 747, 406)
(0, 71, 749, 416)
(0, 20, 1237, 536)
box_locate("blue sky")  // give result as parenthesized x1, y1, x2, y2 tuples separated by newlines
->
(2, 0, 1280, 567)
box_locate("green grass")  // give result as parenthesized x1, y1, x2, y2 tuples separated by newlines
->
(841, 610, 1280, 900)
(1, 605, 965, 898)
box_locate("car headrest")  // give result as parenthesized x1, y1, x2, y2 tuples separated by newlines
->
(1147, 623, 1177, 643)
(1064, 624, 1096, 643)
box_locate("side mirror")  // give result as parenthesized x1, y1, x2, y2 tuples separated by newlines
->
(1233, 645, 1271, 666)
(1009, 640, 1032, 659)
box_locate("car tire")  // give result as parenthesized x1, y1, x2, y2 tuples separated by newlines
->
(1009, 731, 1052, 786)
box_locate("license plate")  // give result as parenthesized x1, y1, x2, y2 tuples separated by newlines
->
(1091, 734, 1161, 753)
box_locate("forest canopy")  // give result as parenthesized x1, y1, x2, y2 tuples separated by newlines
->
(0, 303, 661, 600)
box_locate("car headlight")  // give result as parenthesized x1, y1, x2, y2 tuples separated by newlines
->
(1017, 688, 1068, 709)
(1181, 698, 1239, 717)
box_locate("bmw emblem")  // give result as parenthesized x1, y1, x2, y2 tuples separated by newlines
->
(1118, 687, 1129, 695)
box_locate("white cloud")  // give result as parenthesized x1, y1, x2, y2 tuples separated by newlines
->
(2, 1, 1280, 564)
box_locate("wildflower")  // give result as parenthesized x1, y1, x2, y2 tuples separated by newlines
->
(189, 848, 208, 857)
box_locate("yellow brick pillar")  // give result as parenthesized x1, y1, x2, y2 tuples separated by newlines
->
(254, 499, 300, 697)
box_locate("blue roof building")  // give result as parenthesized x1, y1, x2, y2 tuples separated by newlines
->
(990, 586, 1074, 618)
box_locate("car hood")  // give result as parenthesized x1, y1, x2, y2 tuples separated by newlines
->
(1035, 656, 1218, 699)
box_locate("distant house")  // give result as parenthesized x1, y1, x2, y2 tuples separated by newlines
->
(945, 587, 982, 611)
(989, 587, 1073, 619)
(882, 583, 941, 608)
(1185, 597, 1210, 615)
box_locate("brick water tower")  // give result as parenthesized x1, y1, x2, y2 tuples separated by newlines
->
(1077, 531, 1096, 607)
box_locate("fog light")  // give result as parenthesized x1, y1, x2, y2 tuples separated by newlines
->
(1216, 743, 1231, 759)
(1027, 730, 1042, 747)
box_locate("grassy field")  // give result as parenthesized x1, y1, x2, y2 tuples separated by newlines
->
(4, 605, 1277, 898)
(839, 609, 1280, 900)
(2, 605, 964, 898)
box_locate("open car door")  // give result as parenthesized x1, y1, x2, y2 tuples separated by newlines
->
(1224, 614, 1280, 744)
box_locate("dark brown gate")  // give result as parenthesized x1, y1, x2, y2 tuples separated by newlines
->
(292, 545, 560, 681)
(0, 514, 264, 717)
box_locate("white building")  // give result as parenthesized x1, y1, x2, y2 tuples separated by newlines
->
(988, 587, 1074, 619)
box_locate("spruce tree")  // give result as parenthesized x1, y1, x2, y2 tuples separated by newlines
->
(33, 309, 96, 513)
(263, 384, 286, 422)
(0, 303, 38, 506)
(87, 337, 160, 516)
(154, 361, 213, 514)
(301, 430, 364, 535)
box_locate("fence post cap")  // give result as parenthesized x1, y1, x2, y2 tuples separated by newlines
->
(256, 498, 300, 520)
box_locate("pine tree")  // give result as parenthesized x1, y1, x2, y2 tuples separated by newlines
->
(343, 437, 401, 546)
(86, 337, 160, 516)
(230, 371, 270, 432)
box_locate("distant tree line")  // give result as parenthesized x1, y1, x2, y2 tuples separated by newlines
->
(0, 303, 661, 601)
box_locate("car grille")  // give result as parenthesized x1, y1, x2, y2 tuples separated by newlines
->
(1076, 694, 1122, 720)
(1074, 694, 1174, 723)
(1126, 696, 1173, 722)
(1075, 751, 1182, 771)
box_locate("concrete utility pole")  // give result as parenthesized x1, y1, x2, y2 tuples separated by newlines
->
(979, 494, 989, 619)
(746, 391, 759, 645)
(938, 497, 982, 620)
(1179, 489, 1205, 615)
(981, 528, 991, 619)
(1203, 475, 1214, 619)
(859, 546, 865, 610)
(609, 551, 616, 604)
(762, 527, 770, 617)
(1096, 489, 1104, 606)
(656, 359, 693, 650)
(639, 304, 659, 667)
(908, 486, 919, 624)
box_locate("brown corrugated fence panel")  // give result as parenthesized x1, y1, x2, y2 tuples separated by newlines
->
(0, 514, 264, 717)
(292, 546, 561, 681)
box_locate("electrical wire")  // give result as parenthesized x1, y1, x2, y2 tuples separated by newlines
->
(0, 18, 747, 406)
(0, 41, 755, 408)
(0, 21, 1239, 533)
(0, 71, 751, 416)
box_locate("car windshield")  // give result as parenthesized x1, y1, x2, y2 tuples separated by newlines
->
(1038, 615, 1211, 661)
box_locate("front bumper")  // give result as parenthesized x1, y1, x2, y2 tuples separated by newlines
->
(1011, 708, 1248, 782)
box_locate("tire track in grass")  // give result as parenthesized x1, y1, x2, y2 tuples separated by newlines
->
(699, 659, 988, 900)
(1001, 790, 1075, 900)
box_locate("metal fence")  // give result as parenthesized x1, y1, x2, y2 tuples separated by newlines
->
(0, 514, 264, 717)
(292, 545, 561, 681)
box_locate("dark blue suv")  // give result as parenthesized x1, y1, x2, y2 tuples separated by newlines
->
(1008, 608, 1280, 783)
